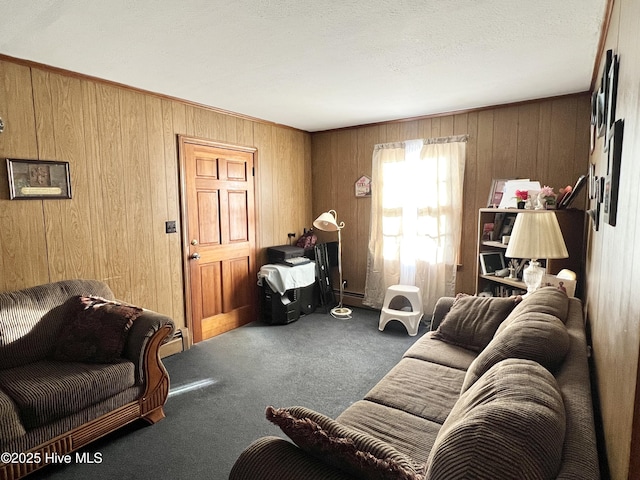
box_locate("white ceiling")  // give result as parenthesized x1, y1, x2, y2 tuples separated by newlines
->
(1, 1, 606, 132)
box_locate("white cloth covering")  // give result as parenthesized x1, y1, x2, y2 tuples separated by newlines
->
(258, 262, 316, 295)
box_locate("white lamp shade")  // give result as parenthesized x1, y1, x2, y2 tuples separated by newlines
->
(313, 211, 340, 232)
(505, 212, 569, 260)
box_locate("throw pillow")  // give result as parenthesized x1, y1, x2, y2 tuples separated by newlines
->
(461, 312, 570, 392)
(51, 296, 143, 363)
(266, 405, 425, 480)
(496, 287, 570, 337)
(431, 295, 520, 352)
(425, 359, 566, 480)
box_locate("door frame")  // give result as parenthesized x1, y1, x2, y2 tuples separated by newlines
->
(177, 135, 258, 348)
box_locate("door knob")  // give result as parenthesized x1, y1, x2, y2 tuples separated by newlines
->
(190, 253, 201, 260)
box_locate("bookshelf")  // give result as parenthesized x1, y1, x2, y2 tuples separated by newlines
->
(476, 208, 585, 298)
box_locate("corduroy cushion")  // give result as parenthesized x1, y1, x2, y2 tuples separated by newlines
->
(496, 287, 570, 337)
(0, 359, 135, 429)
(0, 280, 115, 369)
(432, 295, 520, 352)
(425, 359, 566, 480)
(461, 312, 570, 392)
(52, 296, 143, 363)
(0, 388, 26, 443)
(266, 405, 425, 480)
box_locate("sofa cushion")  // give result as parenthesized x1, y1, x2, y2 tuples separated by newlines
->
(0, 359, 136, 429)
(431, 295, 520, 352)
(0, 280, 115, 369)
(52, 296, 143, 363)
(365, 358, 465, 425)
(337, 400, 442, 464)
(266, 405, 425, 480)
(461, 312, 570, 392)
(0, 387, 26, 443)
(425, 359, 566, 480)
(496, 287, 570, 337)
(402, 332, 477, 371)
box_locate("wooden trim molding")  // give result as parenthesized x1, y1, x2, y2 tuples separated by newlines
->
(590, 0, 616, 90)
(0, 53, 304, 134)
(313, 91, 591, 134)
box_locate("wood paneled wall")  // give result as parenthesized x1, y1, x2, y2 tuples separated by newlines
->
(311, 95, 590, 298)
(0, 57, 312, 334)
(586, 0, 640, 478)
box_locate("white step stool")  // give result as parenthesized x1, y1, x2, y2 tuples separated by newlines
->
(378, 285, 423, 336)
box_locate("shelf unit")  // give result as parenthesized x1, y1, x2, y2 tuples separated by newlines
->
(476, 208, 585, 298)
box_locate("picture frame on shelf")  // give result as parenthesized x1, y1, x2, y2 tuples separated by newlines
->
(479, 252, 506, 275)
(486, 179, 511, 208)
(499, 214, 516, 238)
(557, 174, 587, 209)
(6, 158, 72, 200)
(542, 274, 576, 298)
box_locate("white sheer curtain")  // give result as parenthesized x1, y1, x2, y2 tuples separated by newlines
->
(363, 135, 467, 314)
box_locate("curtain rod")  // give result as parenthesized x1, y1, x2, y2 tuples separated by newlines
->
(374, 134, 468, 150)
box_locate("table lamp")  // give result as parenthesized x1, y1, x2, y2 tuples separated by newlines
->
(505, 212, 568, 295)
(313, 209, 352, 319)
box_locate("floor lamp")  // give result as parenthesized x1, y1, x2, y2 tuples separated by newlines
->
(313, 209, 352, 319)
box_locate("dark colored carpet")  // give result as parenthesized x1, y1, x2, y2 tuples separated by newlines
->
(35, 307, 427, 480)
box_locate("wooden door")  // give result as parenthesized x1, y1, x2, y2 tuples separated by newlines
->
(180, 137, 257, 343)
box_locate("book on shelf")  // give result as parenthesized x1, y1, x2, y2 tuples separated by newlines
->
(484, 284, 527, 298)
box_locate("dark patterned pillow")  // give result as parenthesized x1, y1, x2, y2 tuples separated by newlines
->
(432, 295, 520, 352)
(51, 296, 143, 363)
(266, 406, 425, 480)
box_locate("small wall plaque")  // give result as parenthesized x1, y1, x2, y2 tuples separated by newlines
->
(6, 158, 72, 199)
(355, 175, 371, 197)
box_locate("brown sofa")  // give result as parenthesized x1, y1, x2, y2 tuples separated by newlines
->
(230, 287, 600, 479)
(0, 279, 174, 480)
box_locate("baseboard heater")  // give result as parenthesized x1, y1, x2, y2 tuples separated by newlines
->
(160, 328, 187, 357)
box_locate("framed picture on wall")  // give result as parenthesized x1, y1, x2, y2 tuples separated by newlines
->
(601, 49, 613, 148)
(597, 49, 613, 140)
(604, 119, 624, 227)
(606, 53, 619, 137)
(6, 158, 72, 199)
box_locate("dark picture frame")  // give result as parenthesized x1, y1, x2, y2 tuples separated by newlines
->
(606, 53, 619, 138)
(590, 91, 598, 153)
(499, 214, 516, 237)
(6, 159, 72, 199)
(598, 49, 612, 141)
(479, 252, 506, 275)
(604, 119, 624, 227)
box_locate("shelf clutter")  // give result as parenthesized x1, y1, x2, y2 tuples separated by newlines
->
(476, 208, 585, 298)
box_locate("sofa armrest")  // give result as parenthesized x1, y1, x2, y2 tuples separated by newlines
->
(0, 386, 26, 447)
(229, 436, 356, 480)
(430, 297, 455, 331)
(123, 309, 175, 384)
